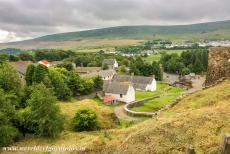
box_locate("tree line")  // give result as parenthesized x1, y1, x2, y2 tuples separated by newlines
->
(160, 49, 208, 75)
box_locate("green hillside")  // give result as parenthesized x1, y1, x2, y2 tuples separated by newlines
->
(1, 20, 230, 50)
(34, 20, 230, 41)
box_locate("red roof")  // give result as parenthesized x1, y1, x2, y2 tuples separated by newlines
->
(39, 60, 49, 65)
(103, 95, 116, 103)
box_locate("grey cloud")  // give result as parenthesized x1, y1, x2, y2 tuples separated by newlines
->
(0, 0, 230, 42)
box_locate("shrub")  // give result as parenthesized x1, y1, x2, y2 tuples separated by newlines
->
(73, 108, 99, 131)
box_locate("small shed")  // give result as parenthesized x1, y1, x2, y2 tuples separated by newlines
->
(103, 95, 117, 105)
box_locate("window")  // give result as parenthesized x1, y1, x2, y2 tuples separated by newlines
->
(120, 94, 123, 98)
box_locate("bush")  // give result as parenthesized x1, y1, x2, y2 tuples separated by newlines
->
(73, 108, 99, 131)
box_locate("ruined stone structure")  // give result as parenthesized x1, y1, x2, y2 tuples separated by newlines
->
(205, 47, 230, 86)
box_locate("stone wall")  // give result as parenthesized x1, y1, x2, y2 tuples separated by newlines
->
(124, 96, 160, 117)
(124, 95, 185, 118)
(205, 47, 230, 86)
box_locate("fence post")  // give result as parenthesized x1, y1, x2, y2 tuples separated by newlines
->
(221, 134, 230, 154)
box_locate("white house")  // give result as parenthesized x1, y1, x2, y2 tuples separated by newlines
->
(112, 75, 157, 91)
(102, 59, 119, 69)
(103, 81, 135, 103)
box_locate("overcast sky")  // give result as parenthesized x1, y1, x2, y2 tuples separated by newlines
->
(0, 0, 230, 43)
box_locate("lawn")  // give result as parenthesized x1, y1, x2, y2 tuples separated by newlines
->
(132, 94, 180, 112)
(133, 82, 184, 112)
(143, 49, 186, 63)
(135, 82, 183, 100)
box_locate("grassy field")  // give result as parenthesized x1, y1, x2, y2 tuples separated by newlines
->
(143, 49, 186, 63)
(135, 83, 169, 100)
(133, 83, 184, 112)
(58, 98, 117, 129)
(0, 39, 144, 51)
(2, 80, 230, 154)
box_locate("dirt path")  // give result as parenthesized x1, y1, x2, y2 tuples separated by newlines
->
(184, 76, 206, 94)
(113, 105, 144, 122)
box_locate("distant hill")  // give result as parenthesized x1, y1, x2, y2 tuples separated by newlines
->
(33, 20, 230, 41)
(1, 20, 230, 50)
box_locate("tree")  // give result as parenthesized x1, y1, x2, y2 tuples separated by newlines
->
(18, 53, 34, 61)
(9, 55, 19, 62)
(49, 68, 72, 100)
(0, 113, 18, 147)
(152, 62, 163, 81)
(181, 67, 191, 76)
(67, 71, 84, 96)
(102, 64, 109, 70)
(118, 65, 127, 74)
(25, 64, 36, 86)
(32, 64, 48, 84)
(57, 62, 73, 71)
(193, 59, 204, 74)
(0, 89, 19, 147)
(93, 76, 103, 90)
(27, 84, 64, 138)
(73, 108, 99, 131)
(81, 78, 94, 95)
(129, 64, 140, 75)
(0, 62, 23, 97)
(0, 54, 9, 62)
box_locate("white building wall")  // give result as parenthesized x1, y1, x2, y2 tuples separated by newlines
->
(146, 79, 157, 91)
(113, 60, 119, 68)
(105, 85, 135, 103)
(103, 75, 114, 80)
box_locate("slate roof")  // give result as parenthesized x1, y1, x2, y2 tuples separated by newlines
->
(76, 67, 101, 73)
(81, 69, 116, 78)
(99, 69, 116, 78)
(102, 59, 116, 65)
(103, 81, 130, 95)
(11, 61, 33, 75)
(49, 61, 61, 66)
(112, 75, 155, 90)
(113, 75, 154, 84)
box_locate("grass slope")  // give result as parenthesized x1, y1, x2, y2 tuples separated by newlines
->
(93, 80, 230, 154)
(34, 20, 230, 41)
(58, 99, 117, 129)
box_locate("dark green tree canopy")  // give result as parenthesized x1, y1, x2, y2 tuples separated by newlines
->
(27, 84, 64, 138)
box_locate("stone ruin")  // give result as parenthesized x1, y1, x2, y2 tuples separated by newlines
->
(205, 47, 230, 86)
